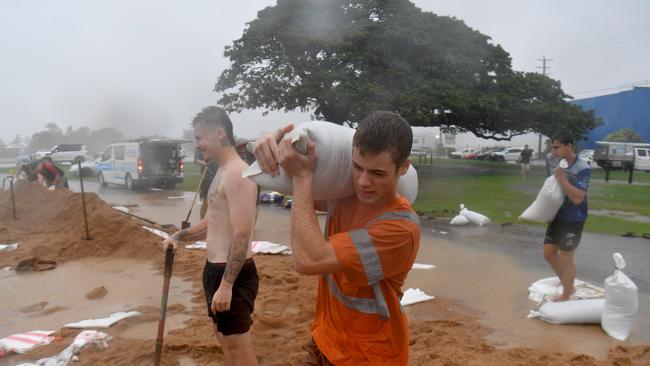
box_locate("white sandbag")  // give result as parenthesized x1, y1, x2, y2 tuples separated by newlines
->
(519, 176, 565, 222)
(459, 204, 490, 226)
(528, 276, 604, 305)
(17, 330, 111, 366)
(528, 299, 605, 324)
(244, 121, 418, 203)
(450, 215, 470, 225)
(519, 159, 568, 223)
(400, 288, 435, 306)
(602, 253, 638, 341)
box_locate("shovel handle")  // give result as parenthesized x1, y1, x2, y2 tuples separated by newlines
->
(154, 245, 175, 366)
(184, 168, 209, 223)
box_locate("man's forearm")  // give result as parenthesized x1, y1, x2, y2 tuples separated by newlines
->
(222, 232, 249, 285)
(558, 178, 586, 205)
(291, 176, 328, 266)
(172, 219, 207, 240)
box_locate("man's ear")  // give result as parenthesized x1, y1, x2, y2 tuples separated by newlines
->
(399, 159, 410, 176)
(215, 127, 227, 141)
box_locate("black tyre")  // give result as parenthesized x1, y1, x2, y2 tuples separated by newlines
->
(125, 174, 135, 191)
(98, 172, 107, 187)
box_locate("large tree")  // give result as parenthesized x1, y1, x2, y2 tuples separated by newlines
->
(604, 128, 643, 143)
(216, 0, 598, 140)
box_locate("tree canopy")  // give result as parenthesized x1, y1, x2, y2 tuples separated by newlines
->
(604, 128, 643, 143)
(29, 124, 124, 154)
(215, 0, 599, 140)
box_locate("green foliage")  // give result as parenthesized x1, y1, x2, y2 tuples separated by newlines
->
(28, 124, 124, 154)
(216, 0, 599, 140)
(604, 128, 643, 143)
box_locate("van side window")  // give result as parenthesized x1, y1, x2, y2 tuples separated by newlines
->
(638, 149, 648, 157)
(126, 147, 137, 158)
(101, 148, 112, 161)
(114, 146, 125, 160)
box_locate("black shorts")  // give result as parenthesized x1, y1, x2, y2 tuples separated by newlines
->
(202, 258, 259, 335)
(544, 220, 584, 252)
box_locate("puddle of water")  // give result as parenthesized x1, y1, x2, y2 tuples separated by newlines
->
(590, 209, 650, 223)
(406, 231, 644, 360)
(119, 313, 192, 340)
(0, 258, 194, 338)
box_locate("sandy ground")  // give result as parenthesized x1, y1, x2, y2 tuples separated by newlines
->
(1, 182, 649, 365)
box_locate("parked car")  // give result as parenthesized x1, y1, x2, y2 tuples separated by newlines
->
(33, 144, 90, 164)
(69, 157, 100, 177)
(96, 139, 189, 190)
(474, 147, 504, 161)
(492, 147, 536, 162)
(594, 141, 650, 171)
(449, 148, 478, 159)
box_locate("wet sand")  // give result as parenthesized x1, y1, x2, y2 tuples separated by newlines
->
(1, 182, 649, 365)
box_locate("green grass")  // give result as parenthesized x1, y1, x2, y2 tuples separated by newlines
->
(412, 159, 650, 236)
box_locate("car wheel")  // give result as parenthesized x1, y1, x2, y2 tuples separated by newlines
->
(98, 172, 107, 187)
(125, 174, 135, 191)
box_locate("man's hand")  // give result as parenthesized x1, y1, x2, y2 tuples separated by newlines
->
(161, 230, 185, 252)
(278, 137, 317, 180)
(253, 124, 294, 176)
(554, 166, 566, 182)
(211, 282, 233, 313)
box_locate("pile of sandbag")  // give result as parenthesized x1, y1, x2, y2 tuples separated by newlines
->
(519, 159, 568, 223)
(244, 121, 418, 203)
(528, 253, 638, 341)
(450, 204, 490, 226)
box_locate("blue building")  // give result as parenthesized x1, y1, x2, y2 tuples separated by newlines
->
(571, 86, 650, 149)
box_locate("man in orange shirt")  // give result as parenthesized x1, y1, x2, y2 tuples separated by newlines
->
(254, 112, 420, 365)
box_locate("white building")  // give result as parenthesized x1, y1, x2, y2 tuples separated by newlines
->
(411, 126, 546, 155)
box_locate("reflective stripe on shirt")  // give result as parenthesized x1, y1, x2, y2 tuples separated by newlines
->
(324, 207, 419, 320)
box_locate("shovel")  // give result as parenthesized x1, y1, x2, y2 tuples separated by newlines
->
(154, 245, 175, 366)
(181, 167, 208, 229)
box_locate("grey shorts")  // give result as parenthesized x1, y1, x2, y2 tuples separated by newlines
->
(544, 220, 584, 251)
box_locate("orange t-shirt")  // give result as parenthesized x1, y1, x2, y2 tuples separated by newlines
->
(312, 196, 420, 366)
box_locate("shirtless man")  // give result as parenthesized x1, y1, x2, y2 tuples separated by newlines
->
(162, 106, 259, 365)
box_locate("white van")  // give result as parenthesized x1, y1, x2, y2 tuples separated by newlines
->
(96, 139, 188, 190)
(634, 147, 650, 172)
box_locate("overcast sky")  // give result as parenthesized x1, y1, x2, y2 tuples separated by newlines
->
(1, 0, 649, 144)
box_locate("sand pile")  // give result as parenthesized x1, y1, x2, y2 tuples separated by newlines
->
(1, 182, 649, 365)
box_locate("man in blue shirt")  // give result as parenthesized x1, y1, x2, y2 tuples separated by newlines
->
(544, 131, 590, 302)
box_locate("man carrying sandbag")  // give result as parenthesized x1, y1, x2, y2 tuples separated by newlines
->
(255, 112, 420, 365)
(543, 131, 590, 302)
(162, 107, 260, 365)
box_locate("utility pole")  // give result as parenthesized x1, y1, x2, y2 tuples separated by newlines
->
(536, 57, 553, 160)
(536, 57, 552, 76)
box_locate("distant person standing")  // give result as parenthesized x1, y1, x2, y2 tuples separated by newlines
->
(543, 131, 590, 302)
(518, 144, 533, 181)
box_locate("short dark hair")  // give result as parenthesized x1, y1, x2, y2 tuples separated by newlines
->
(192, 106, 235, 146)
(551, 131, 574, 146)
(353, 111, 412, 167)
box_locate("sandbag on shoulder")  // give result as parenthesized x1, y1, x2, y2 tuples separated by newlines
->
(519, 159, 568, 223)
(244, 121, 418, 203)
